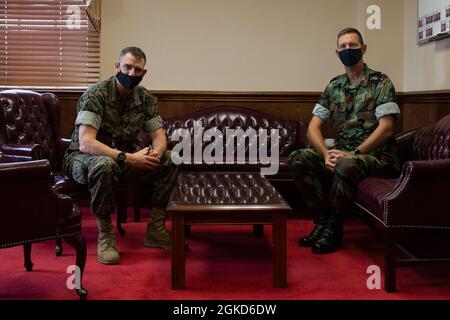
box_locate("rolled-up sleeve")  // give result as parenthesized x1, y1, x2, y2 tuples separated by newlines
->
(375, 77, 400, 120)
(75, 87, 104, 130)
(144, 115, 164, 132)
(143, 95, 164, 132)
(75, 111, 102, 130)
(312, 103, 331, 122)
(375, 102, 400, 120)
(313, 83, 333, 122)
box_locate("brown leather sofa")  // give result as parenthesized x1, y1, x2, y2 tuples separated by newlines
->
(0, 90, 130, 253)
(133, 106, 308, 216)
(162, 106, 308, 180)
(355, 114, 450, 292)
(0, 159, 87, 299)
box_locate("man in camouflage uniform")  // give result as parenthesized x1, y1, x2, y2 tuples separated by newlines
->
(288, 28, 401, 254)
(63, 47, 179, 265)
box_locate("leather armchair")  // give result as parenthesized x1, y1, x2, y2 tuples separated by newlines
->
(0, 90, 130, 255)
(355, 114, 450, 292)
(0, 159, 87, 299)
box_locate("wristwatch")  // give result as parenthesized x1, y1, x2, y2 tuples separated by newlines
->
(117, 151, 127, 166)
(354, 148, 362, 155)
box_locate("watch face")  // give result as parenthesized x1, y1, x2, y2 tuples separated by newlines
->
(118, 152, 126, 162)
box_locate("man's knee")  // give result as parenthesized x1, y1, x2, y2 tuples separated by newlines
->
(334, 157, 359, 179)
(161, 150, 180, 172)
(288, 148, 317, 170)
(88, 157, 120, 183)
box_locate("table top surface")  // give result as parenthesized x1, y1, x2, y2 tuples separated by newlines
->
(167, 172, 292, 211)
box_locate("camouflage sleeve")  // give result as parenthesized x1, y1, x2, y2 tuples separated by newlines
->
(143, 94, 164, 132)
(374, 77, 400, 120)
(75, 87, 105, 130)
(312, 83, 332, 122)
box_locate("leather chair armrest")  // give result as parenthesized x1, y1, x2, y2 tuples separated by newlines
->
(0, 159, 51, 180)
(53, 190, 80, 228)
(394, 128, 418, 165)
(59, 138, 71, 150)
(0, 144, 44, 161)
(56, 138, 71, 164)
(383, 158, 450, 228)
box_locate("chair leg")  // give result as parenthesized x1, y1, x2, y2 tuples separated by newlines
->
(117, 187, 127, 236)
(184, 224, 191, 238)
(55, 238, 63, 256)
(23, 243, 33, 272)
(64, 233, 88, 300)
(384, 228, 397, 293)
(133, 185, 141, 222)
(253, 224, 264, 237)
(134, 206, 141, 222)
(117, 210, 126, 236)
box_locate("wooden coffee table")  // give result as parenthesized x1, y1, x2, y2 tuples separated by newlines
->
(167, 172, 293, 289)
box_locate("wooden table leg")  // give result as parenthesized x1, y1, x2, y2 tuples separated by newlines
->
(253, 224, 264, 237)
(272, 214, 287, 288)
(172, 213, 186, 289)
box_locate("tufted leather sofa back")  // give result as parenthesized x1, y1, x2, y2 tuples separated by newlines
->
(162, 106, 307, 159)
(0, 90, 61, 169)
(412, 114, 450, 161)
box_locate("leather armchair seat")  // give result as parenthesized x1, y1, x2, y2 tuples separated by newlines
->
(0, 90, 130, 256)
(0, 160, 87, 299)
(354, 114, 450, 292)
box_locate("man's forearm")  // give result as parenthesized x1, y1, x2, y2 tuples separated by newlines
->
(357, 125, 394, 154)
(308, 127, 329, 158)
(79, 139, 121, 160)
(151, 133, 167, 158)
(148, 127, 168, 158)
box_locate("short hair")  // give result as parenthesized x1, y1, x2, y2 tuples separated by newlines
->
(337, 28, 364, 47)
(119, 47, 147, 64)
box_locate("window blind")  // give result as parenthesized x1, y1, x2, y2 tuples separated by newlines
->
(0, 0, 100, 89)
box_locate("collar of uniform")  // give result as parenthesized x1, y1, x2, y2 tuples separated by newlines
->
(343, 63, 374, 89)
(107, 75, 142, 106)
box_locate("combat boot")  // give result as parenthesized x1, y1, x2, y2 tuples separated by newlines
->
(298, 224, 327, 247)
(311, 220, 343, 254)
(96, 216, 120, 264)
(144, 208, 171, 249)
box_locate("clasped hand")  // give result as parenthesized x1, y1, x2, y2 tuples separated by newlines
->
(324, 149, 354, 172)
(127, 147, 161, 170)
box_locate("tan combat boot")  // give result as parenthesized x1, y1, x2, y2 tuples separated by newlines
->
(144, 208, 171, 249)
(96, 216, 120, 264)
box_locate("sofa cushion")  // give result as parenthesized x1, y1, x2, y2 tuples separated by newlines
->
(179, 156, 291, 177)
(162, 106, 307, 160)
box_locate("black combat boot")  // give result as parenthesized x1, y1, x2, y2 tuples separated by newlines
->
(298, 224, 327, 247)
(311, 220, 343, 254)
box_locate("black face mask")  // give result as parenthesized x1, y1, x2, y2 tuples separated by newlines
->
(338, 48, 363, 67)
(116, 71, 143, 90)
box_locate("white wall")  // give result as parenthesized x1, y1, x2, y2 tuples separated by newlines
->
(356, 0, 404, 92)
(100, 0, 414, 92)
(404, 0, 450, 91)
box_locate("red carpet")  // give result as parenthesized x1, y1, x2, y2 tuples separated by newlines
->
(1, 208, 450, 300)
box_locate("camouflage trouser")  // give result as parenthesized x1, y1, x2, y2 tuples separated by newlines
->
(62, 150, 179, 218)
(288, 148, 399, 225)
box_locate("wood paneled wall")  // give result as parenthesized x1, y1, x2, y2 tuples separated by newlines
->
(50, 90, 450, 139)
(397, 91, 450, 132)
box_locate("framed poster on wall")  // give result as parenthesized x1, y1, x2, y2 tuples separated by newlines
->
(418, 0, 450, 44)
